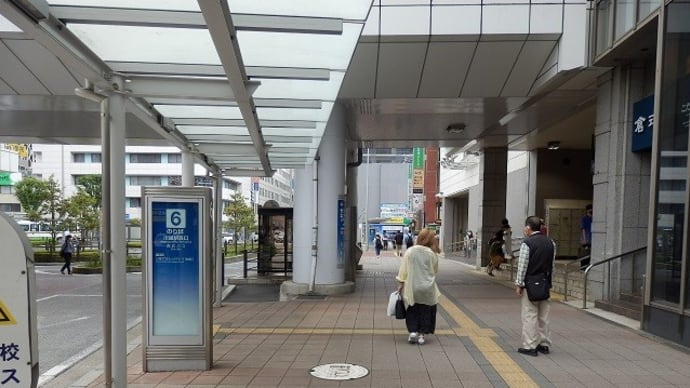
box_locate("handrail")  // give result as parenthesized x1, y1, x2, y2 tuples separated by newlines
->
(581, 246, 647, 308)
(563, 255, 590, 301)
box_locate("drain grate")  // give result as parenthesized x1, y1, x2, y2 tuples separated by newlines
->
(309, 363, 369, 380)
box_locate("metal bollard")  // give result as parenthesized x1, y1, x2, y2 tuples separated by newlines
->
(243, 250, 248, 279)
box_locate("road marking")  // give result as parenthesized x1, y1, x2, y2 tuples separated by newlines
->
(39, 316, 89, 329)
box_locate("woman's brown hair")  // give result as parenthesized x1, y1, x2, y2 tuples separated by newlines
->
(415, 228, 441, 254)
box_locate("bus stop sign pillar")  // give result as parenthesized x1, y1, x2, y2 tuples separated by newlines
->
(0, 213, 39, 388)
(142, 187, 213, 372)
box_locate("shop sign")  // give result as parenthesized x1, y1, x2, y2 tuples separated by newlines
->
(632, 95, 654, 152)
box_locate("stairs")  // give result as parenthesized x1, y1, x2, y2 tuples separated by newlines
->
(594, 293, 642, 320)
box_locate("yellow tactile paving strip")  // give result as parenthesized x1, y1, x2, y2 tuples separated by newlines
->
(214, 293, 537, 388)
(438, 294, 538, 388)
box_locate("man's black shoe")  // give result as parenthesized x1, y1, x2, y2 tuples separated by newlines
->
(518, 348, 538, 356)
(536, 345, 550, 354)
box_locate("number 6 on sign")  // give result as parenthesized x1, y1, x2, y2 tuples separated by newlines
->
(166, 209, 186, 228)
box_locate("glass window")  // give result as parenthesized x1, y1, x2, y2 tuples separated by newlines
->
(73, 153, 86, 163)
(614, 0, 635, 40)
(130, 176, 162, 186)
(167, 153, 182, 163)
(0, 203, 21, 212)
(33, 151, 42, 162)
(91, 153, 102, 163)
(596, 0, 611, 55)
(129, 153, 162, 163)
(127, 197, 141, 208)
(651, 0, 690, 307)
(638, 0, 660, 22)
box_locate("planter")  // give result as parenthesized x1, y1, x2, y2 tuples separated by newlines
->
(72, 266, 141, 274)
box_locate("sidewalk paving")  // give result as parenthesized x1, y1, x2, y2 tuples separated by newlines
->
(46, 250, 690, 387)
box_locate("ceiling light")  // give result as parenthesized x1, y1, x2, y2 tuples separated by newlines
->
(547, 141, 560, 150)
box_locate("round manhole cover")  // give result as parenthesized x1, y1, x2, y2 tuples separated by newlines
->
(309, 363, 369, 380)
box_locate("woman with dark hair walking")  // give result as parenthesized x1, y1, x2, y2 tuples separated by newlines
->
(396, 228, 441, 345)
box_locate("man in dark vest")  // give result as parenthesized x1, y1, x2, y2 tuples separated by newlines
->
(514, 216, 555, 356)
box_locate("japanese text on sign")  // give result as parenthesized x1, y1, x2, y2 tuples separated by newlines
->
(1, 342, 20, 385)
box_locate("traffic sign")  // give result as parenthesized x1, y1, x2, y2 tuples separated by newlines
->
(0, 299, 17, 325)
(0, 213, 38, 387)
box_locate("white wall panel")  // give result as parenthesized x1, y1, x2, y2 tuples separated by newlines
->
(431, 6, 481, 35)
(502, 41, 557, 96)
(376, 43, 426, 98)
(4, 40, 79, 95)
(559, 3, 588, 70)
(380, 6, 430, 35)
(362, 6, 379, 36)
(461, 41, 522, 97)
(418, 42, 476, 98)
(483, 5, 529, 34)
(0, 78, 14, 94)
(339, 43, 377, 98)
(530, 4, 564, 34)
(0, 42, 48, 94)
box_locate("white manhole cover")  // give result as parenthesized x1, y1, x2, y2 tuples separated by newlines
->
(309, 363, 369, 380)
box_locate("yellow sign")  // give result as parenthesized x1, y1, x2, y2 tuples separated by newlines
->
(0, 298, 17, 326)
(412, 169, 424, 193)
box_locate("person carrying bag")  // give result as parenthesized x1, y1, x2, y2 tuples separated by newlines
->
(514, 216, 555, 357)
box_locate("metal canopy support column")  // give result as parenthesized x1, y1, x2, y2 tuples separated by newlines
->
(198, 0, 272, 176)
(108, 86, 127, 388)
(213, 172, 224, 308)
(182, 151, 195, 187)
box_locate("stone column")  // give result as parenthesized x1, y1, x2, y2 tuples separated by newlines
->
(476, 147, 508, 268)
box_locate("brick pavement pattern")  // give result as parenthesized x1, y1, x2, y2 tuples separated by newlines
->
(57, 250, 690, 387)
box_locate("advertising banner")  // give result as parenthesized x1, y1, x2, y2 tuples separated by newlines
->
(143, 187, 212, 371)
(412, 148, 424, 194)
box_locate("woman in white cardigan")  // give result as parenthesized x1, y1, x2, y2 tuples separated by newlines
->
(396, 228, 441, 345)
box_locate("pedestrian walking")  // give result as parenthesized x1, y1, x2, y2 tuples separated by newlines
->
(514, 216, 555, 356)
(374, 234, 383, 258)
(60, 235, 76, 275)
(394, 231, 404, 257)
(396, 228, 441, 345)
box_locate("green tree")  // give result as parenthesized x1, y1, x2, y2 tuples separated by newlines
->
(76, 175, 102, 206)
(42, 176, 64, 251)
(224, 192, 256, 251)
(62, 188, 100, 242)
(14, 176, 49, 221)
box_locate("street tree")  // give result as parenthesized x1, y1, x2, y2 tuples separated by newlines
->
(14, 176, 49, 222)
(224, 192, 256, 251)
(76, 175, 102, 206)
(42, 176, 64, 251)
(62, 188, 100, 244)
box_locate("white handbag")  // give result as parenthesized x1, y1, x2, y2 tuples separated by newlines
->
(387, 291, 399, 316)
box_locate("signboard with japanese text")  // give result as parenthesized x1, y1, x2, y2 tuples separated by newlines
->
(413, 148, 424, 194)
(0, 172, 21, 186)
(379, 203, 409, 219)
(151, 201, 201, 338)
(337, 198, 345, 268)
(632, 95, 654, 152)
(143, 187, 212, 371)
(0, 213, 38, 388)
